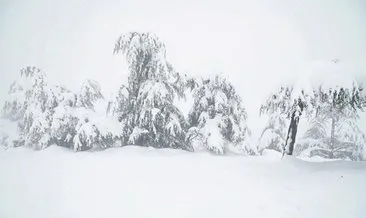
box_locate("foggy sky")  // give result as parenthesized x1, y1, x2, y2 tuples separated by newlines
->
(1, 0, 366, 135)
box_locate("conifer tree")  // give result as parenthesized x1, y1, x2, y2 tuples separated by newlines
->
(187, 75, 249, 154)
(113, 32, 189, 150)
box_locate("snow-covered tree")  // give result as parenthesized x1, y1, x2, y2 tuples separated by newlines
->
(2, 66, 44, 121)
(48, 85, 78, 148)
(113, 32, 189, 150)
(299, 84, 366, 160)
(72, 113, 122, 151)
(186, 75, 249, 154)
(258, 86, 292, 153)
(260, 86, 311, 155)
(51, 81, 120, 151)
(76, 79, 103, 109)
(2, 67, 121, 151)
(107, 85, 129, 121)
(14, 67, 52, 149)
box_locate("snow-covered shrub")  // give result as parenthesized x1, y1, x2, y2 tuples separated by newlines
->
(72, 108, 123, 151)
(50, 106, 78, 148)
(187, 75, 249, 154)
(258, 86, 293, 153)
(257, 115, 288, 154)
(1, 67, 122, 151)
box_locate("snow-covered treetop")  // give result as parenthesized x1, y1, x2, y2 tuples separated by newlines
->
(308, 83, 366, 121)
(77, 79, 103, 109)
(114, 32, 167, 60)
(2, 66, 48, 119)
(9, 66, 47, 94)
(114, 32, 176, 87)
(191, 74, 246, 117)
(260, 85, 294, 118)
(107, 85, 129, 119)
(138, 80, 175, 109)
(48, 85, 76, 108)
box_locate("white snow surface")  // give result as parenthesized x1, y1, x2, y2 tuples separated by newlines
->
(0, 119, 19, 146)
(0, 146, 365, 218)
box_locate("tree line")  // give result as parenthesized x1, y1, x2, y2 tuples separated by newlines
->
(1, 32, 366, 160)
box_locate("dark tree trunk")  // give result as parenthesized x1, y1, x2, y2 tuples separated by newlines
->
(284, 99, 304, 156)
(284, 112, 300, 155)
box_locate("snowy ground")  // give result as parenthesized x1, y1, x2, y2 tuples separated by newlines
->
(0, 146, 365, 218)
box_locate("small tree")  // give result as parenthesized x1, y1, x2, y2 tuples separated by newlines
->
(260, 86, 310, 156)
(15, 67, 52, 149)
(187, 75, 249, 154)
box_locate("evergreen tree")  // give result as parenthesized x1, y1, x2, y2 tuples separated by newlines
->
(15, 67, 52, 149)
(258, 86, 292, 153)
(260, 86, 310, 155)
(300, 84, 366, 160)
(2, 66, 43, 121)
(49, 85, 78, 148)
(2, 67, 119, 151)
(187, 75, 249, 154)
(76, 79, 104, 109)
(113, 32, 189, 150)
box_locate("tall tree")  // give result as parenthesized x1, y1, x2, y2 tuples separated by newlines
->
(113, 32, 189, 150)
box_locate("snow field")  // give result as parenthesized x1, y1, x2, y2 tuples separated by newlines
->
(0, 146, 365, 218)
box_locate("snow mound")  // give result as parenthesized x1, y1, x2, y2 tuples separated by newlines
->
(0, 119, 19, 147)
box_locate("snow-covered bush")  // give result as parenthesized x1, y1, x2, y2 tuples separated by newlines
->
(257, 116, 287, 154)
(187, 75, 249, 154)
(50, 106, 78, 148)
(72, 107, 123, 151)
(258, 86, 293, 153)
(1, 67, 123, 151)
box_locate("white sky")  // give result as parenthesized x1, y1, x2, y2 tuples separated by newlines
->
(1, 0, 366, 135)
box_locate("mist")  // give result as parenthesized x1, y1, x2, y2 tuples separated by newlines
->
(1, 0, 366, 135)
